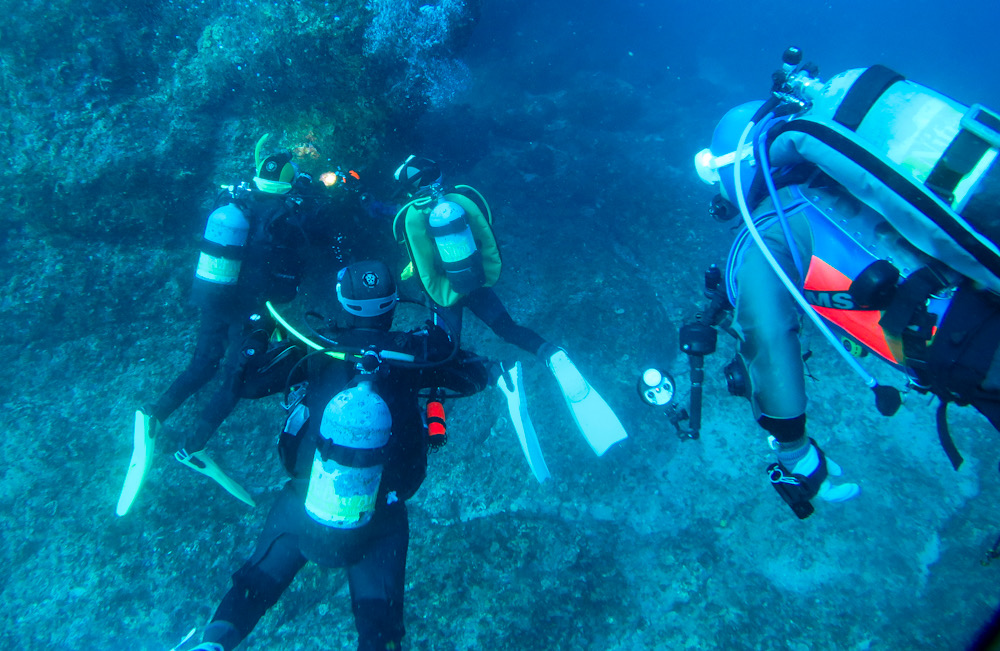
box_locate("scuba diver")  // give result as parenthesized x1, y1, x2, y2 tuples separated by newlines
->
(179, 260, 492, 651)
(117, 134, 366, 516)
(686, 47, 1000, 518)
(389, 155, 628, 481)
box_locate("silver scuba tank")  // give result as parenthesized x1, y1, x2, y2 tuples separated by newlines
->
(194, 203, 250, 287)
(428, 200, 485, 294)
(768, 66, 1000, 293)
(303, 380, 392, 529)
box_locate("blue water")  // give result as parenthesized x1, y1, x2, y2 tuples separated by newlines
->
(3, 1, 999, 649)
(465, 0, 1000, 109)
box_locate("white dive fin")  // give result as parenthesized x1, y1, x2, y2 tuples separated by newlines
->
(116, 408, 157, 516)
(546, 349, 627, 456)
(496, 361, 550, 483)
(175, 449, 257, 507)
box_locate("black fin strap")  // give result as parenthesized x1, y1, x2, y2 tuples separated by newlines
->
(768, 462, 816, 520)
(935, 399, 965, 470)
(767, 440, 828, 520)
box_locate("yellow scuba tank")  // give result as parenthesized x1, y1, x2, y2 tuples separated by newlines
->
(428, 200, 485, 294)
(193, 203, 250, 291)
(304, 380, 391, 529)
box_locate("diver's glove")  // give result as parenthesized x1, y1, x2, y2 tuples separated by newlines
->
(767, 438, 859, 519)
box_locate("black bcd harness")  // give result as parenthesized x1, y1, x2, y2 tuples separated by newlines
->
(917, 283, 1000, 469)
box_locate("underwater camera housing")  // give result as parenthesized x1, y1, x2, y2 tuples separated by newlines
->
(643, 265, 734, 440)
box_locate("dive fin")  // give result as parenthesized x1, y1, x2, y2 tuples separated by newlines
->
(497, 362, 550, 483)
(546, 349, 627, 456)
(175, 449, 257, 507)
(116, 408, 157, 517)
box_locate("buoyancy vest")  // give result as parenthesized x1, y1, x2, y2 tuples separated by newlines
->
(238, 191, 310, 305)
(765, 65, 1000, 294)
(393, 185, 502, 307)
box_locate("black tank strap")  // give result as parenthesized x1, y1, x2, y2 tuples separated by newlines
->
(316, 438, 388, 468)
(833, 65, 905, 131)
(200, 238, 247, 259)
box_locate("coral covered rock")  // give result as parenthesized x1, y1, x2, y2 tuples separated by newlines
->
(0, 0, 479, 241)
(0, 0, 479, 347)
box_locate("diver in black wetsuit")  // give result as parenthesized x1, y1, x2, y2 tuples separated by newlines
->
(188, 260, 491, 651)
(117, 135, 365, 515)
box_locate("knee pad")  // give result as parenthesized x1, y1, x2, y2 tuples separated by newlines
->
(758, 413, 806, 444)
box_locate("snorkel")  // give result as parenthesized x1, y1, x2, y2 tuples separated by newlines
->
(254, 133, 269, 172)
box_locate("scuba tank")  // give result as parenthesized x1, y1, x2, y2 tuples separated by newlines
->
(392, 182, 502, 307)
(428, 200, 485, 294)
(192, 203, 250, 302)
(195, 203, 250, 285)
(304, 380, 392, 529)
(765, 62, 1000, 294)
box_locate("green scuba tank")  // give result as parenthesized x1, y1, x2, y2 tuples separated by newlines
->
(303, 380, 391, 529)
(428, 200, 485, 294)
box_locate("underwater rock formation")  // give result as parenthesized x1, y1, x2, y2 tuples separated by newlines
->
(2, 0, 478, 237)
(0, 0, 478, 345)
